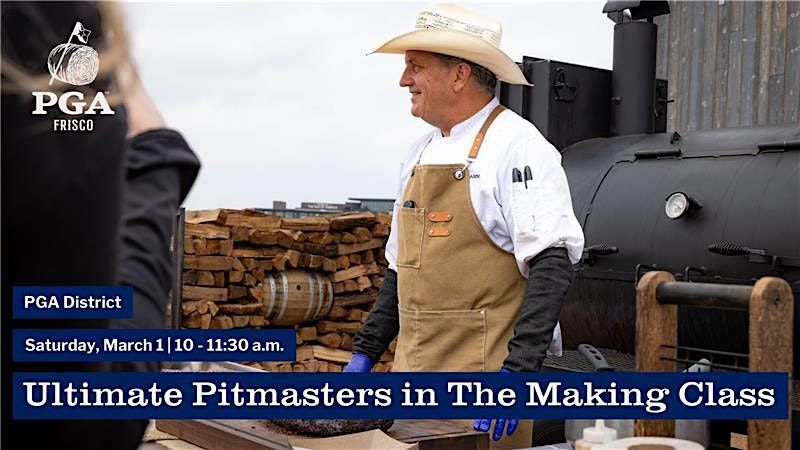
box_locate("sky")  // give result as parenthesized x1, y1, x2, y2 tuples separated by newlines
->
(122, 2, 615, 210)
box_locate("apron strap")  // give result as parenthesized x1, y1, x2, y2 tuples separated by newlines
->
(468, 105, 506, 160)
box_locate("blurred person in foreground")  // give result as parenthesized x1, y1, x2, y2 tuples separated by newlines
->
(2, 2, 200, 449)
(344, 4, 584, 448)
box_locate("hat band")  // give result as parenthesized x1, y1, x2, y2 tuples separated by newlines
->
(414, 10, 501, 47)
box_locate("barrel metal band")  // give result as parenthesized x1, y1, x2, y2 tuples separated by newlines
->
(266, 278, 277, 318)
(305, 272, 316, 322)
(312, 273, 325, 321)
(276, 272, 289, 321)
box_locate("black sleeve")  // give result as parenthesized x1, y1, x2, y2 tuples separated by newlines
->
(503, 247, 573, 372)
(352, 269, 400, 362)
(111, 129, 199, 372)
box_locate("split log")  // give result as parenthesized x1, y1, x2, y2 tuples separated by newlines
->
(340, 334, 353, 351)
(306, 232, 337, 245)
(227, 285, 247, 300)
(332, 289, 378, 307)
(183, 285, 227, 302)
(183, 270, 198, 285)
(329, 262, 379, 283)
(206, 301, 220, 316)
(371, 223, 390, 237)
(333, 282, 345, 295)
(297, 326, 318, 342)
(243, 273, 258, 287)
(232, 315, 251, 328)
(330, 212, 376, 230)
(316, 320, 363, 335)
(185, 223, 231, 239)
(229, 271, 244, 283)
(183, 313, 212, 329)
(340, 232, 357, 244)
(345, 308, 364, 322)
(223, 210, 281, 230)
(249, 230, 279, 246)
(369, 275, 384, 288)
(230, 257, 246, 272)
(349, 253, 362, 265)
(281, 216, 330, 232)
(262, 362, 282, 372)
(183, 235, 196, 254)
(296, 346, 314, 361)
(231, 226, 251, 242)
(184, 255, 233, 271)
(217, 303, 263, 315)
(336, 255, 351, 270)
(317, 333, 343, 349)
(185, 209, 226, 224)
(351, 227, 372, 243)
(195, 270, 215, 286)
(303, 360, 320, 372)
(311, 345, 352, 363)
(336, 239, 385, 256)
(213, 271, 226, 287)
(210, 315, 234, 329)
(357, 276, 372, 291)
(249, 316, 267, 327)
(362, 250, 375, 264)
(322, 258, 338, 273)
(218, 239, 233, 256)
(375, 212, 392, 225)
(251, 269, 266, 282)
(326, 305, 348, 320)
(181, 301, 200, 316)
(232, 247, 279, 259)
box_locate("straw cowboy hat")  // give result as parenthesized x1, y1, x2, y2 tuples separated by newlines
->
(370, 3, 530, 85)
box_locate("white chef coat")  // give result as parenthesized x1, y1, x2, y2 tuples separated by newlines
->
(385, 97, 585, 278)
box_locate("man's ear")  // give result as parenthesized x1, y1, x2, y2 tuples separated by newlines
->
(451, 62, 472, 93)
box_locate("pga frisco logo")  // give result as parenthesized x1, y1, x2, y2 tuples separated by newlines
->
(31, 21, 114, 132)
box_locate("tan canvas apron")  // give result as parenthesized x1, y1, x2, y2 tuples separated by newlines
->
(393, 106, 533, 449)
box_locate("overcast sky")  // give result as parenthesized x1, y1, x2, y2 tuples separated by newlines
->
(122, 2, 614, 210)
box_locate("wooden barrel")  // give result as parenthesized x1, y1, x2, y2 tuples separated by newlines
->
(261, 270, 333, 326)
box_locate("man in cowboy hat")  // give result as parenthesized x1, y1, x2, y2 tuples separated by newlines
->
(345, 3, 584, 448)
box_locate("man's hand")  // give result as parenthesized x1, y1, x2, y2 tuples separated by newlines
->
(473, 369, 518, 441)
(342, 353, 374, 373)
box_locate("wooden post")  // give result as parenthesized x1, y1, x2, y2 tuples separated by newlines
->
(747, 277, 793, 450)
(634, 270, 677, 437)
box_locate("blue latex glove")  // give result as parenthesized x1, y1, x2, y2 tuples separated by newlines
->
(473, 369, 518, 442)
(343, 353, 374, 373)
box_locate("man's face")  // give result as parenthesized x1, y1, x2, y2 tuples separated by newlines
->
(400, 50, 455, 126)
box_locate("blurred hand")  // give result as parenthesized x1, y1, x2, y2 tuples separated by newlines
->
(343, 353, 374, 373)
(116, 61, 165, 137)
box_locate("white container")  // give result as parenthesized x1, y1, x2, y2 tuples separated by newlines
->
(574, 420, 618, 450)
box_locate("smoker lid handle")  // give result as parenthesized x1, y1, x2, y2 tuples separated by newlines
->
(578, 344, 614, 372)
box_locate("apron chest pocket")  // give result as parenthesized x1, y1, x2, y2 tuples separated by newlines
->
(397, 207, 425, 268)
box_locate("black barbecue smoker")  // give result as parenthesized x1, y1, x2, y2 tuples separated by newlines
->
(497, 0, 800, 447)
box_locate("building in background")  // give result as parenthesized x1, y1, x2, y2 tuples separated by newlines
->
(260, 197, 394, 217)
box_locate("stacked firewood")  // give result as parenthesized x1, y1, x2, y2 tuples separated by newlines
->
(255, 291, 396, 373)
(179, 208, 396, 372)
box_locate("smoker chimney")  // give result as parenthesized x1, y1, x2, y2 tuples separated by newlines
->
(603, 1, 670, 136)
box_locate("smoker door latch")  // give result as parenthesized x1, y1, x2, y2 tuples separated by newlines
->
(635, 263, 659, 282)
(683, 265, 709, 282)
(582, 243, 619, 266)
(708, 241, 800, 271)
